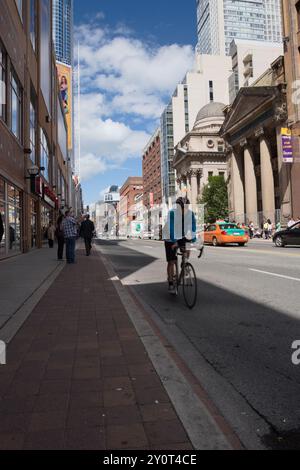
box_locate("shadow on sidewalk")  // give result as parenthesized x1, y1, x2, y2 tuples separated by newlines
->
(96, 240, 300, 450)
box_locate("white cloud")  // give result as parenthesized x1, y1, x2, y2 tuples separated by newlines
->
(75, 17, 195, 182)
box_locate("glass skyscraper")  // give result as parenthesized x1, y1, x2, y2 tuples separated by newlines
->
(52, 0, 73, 66)
(196, 0, 282, 55)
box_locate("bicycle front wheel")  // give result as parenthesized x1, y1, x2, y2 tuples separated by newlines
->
(182, 262, 197, 309)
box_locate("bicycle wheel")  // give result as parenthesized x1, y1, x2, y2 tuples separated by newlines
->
(182, 262, 197, 309)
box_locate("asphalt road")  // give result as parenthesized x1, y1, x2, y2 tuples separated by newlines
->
(96, 238, 300, 450)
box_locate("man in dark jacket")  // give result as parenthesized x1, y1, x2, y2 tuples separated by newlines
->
(80, 215, 95, 256)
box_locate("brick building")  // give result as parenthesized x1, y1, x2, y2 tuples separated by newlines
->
(142, 129, 162, 209)
(0, 0, 70, 258)
(119, 177, 143, 237)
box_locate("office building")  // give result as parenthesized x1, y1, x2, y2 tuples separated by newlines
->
(196, 0, 282, 55)
(229, 39, 283, 103)
(52, 0, 73, 66)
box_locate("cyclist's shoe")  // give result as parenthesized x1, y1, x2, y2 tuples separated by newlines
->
(168, 283, 176, 295)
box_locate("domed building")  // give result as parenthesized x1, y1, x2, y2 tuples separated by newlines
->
(173, 102, 227, 206)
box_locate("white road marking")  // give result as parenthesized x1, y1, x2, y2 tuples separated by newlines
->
(249, 269, 300, 282)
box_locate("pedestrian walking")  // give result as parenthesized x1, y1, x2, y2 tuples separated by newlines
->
(80, 215, 95, 256)
(263, 220, 269, 239)
(62, 210, 77, 264)
(47, 222, 55, 248)
(249, 221, 254, 239)
(267, 219, 273, 239)
(55, 215, 65, 260)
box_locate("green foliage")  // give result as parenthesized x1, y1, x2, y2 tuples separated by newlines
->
(200, 175, 229, 224)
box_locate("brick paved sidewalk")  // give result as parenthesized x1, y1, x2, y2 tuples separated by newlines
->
(0, 249, 193, 450)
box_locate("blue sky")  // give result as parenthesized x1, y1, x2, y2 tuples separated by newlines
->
(74, 0, 197, 205)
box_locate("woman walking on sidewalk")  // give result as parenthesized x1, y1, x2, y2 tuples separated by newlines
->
(56, 215, 65, 260)
(47, 222, 55, 248)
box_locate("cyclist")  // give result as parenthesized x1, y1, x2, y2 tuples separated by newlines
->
(163, 197, 197, 294)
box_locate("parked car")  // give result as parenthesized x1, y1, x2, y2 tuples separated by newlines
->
(204, 223, 249, 247)
(273, 222, 300, 247)
(142, 231, 154, 240)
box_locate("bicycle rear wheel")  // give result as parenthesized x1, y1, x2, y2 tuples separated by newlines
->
(182, 262, 197, 309)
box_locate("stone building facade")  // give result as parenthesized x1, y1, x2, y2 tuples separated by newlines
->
(173, 102, 227, 207)
(0, 0, 70, 258)
(221, 57, 291, 226)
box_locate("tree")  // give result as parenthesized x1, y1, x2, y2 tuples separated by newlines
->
(200, 175, 229, 224)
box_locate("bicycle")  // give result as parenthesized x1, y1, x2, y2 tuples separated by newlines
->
(173, 246, 204, 310)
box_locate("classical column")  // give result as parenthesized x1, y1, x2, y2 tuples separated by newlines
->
(256, 128, 275, 221)
(186, 174, 192, 202)
(190, 170, 199, 207)
(176, 177, 182, 197)
(243, 142, 258, 225)
(231, 148, 245, 223)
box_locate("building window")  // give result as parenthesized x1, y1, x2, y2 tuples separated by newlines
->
(29, 97, 37, 164)
(209, 80, 214, 102)
(30, 0, 37, 51)
(10, 70, 22, 141)
(0, 44, 6, 122)
(40, 128, 50, 182)
(15, 0, 23, 21)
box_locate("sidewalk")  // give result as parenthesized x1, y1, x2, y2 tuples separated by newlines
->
(0, 248, 193, 450)
(0, 248, 64, 332)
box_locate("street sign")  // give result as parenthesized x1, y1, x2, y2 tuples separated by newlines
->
(281, 128, 293, 163)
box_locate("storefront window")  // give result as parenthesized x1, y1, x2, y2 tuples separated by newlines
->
(7, 185, 21, 253)
(41, 205, 51, 244)
(30, 199, 37, 249)
(0, 179, 22, 257)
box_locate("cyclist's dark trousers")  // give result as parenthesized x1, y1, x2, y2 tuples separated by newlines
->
(84, 237, 92, 256)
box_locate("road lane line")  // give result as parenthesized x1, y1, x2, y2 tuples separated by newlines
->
(249, 269, 300, 282)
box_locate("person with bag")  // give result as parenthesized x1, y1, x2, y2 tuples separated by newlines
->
(47, 222, 55, 248)
(56, 215, 65, 260)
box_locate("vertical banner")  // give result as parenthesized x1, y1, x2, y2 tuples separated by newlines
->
(281, 128, 293, 163)
(57, 63, 73, 151)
